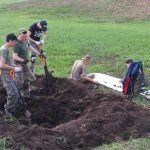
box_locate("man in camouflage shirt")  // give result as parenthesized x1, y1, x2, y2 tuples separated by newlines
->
(0, 33, 22, 117)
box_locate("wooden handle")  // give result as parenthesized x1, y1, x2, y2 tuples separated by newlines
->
(10, 69, 15, 80)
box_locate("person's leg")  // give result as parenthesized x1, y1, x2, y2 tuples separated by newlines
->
(24, 64, 37, 97)
(133, 75, 142, 95)
(30, 42, 37, 72)
(15, 71, 24, 96)
(2, 74, 19, 116)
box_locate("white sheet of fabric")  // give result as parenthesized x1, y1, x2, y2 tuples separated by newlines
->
(92, 73, 123, 92)
(140, 90, 150, 100)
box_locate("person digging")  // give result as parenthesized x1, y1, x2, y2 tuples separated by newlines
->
(0, 33, 22, 117)
(27, 20, 48, 72)
(13, 28, 45, 99)
(70, 55, 98, 84)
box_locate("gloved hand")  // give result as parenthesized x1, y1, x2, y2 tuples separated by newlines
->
(35, 41, 41, 45)
(31, 55, 36, 63)
(40, 40, 44, 44)
(39, 53, 46, 59)
(22, 58, 29, 64)
(14, 66, 22, 72)
(40, 50, 46, 57)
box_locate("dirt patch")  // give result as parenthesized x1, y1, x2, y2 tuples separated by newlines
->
(0, 75, 150, 150)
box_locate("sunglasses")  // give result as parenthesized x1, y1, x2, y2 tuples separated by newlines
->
(20, 31, 27, 34)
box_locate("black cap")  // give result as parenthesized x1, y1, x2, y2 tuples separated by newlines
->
(40, 20, 47, 31)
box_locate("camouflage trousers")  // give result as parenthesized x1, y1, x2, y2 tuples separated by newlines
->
(15, 63, 36, 95)
(30, 41, 40, 72)
(133, 75, 142, 95)
(1, 73, 19, 114)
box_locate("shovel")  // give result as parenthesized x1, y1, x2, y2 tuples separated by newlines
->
(10, 69, 31, 118)
(39, 44, 54, 91)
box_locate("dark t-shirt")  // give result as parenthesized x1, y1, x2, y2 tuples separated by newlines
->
(29, 23, 42, 41)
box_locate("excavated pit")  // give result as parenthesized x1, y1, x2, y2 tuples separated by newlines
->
(0, 75, 150, 150)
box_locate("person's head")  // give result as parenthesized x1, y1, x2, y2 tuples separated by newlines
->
(6, 33, 17, 47)
(125, 58, 133, 68)
(82, 55, 92, 64)
(18, 28, 27, 42)
(37, 20, 47, 31)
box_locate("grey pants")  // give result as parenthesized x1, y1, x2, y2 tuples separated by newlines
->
(15, 63, 36, 94)
(30, 41, 40, 72)
(1, 73, 19, 114)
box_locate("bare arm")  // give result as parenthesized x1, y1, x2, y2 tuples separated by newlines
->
(29, 45, 40, 55)
(42, 31, 47, 41)
(13, 53, 24, 63)
(83, 76, 98, 84)
(0, 56, 14, 70)
(81, 66, 97, 84)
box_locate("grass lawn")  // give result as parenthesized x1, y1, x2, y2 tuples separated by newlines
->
(0, 1, 149, 149)
(0, 0, 26, 5)
(0, 11, 149, 78)
(94, 137, 150, 150)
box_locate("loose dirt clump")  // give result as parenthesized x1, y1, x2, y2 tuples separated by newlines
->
(0, 75, 150, 150)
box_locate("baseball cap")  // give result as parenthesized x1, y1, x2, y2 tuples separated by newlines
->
(18, 28, 27, 34)
(40, 20, 47, 31)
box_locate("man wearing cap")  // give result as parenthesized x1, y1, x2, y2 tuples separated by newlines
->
(70, 55, 96, 83)
(27, 20, 48, 72)
(0, 33, 22, 117)
(13, 28, 44, 98)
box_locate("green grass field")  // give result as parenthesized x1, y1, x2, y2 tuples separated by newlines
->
(0, 10, 149, 78)
(0, 0, 149, 149)
(0, 0, 25, 4)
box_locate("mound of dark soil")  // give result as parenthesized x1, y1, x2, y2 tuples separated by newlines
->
(0, 75, 150, 150)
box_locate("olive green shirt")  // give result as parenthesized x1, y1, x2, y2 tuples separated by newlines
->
(13, 40, 29, 64)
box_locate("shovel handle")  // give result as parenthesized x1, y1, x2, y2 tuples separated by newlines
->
(38, 43, 43, 50)
(40, 56, 46, 65)
(10, 69, 15, 80)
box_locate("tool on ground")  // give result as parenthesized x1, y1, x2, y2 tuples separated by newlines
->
(140, 89, 150, 101)
(9, 69, 31, 118)
(38, 44, 54, 91)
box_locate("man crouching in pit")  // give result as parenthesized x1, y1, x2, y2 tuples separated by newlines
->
(70, 55, 97, 84)
(13, 28, 44, 98)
